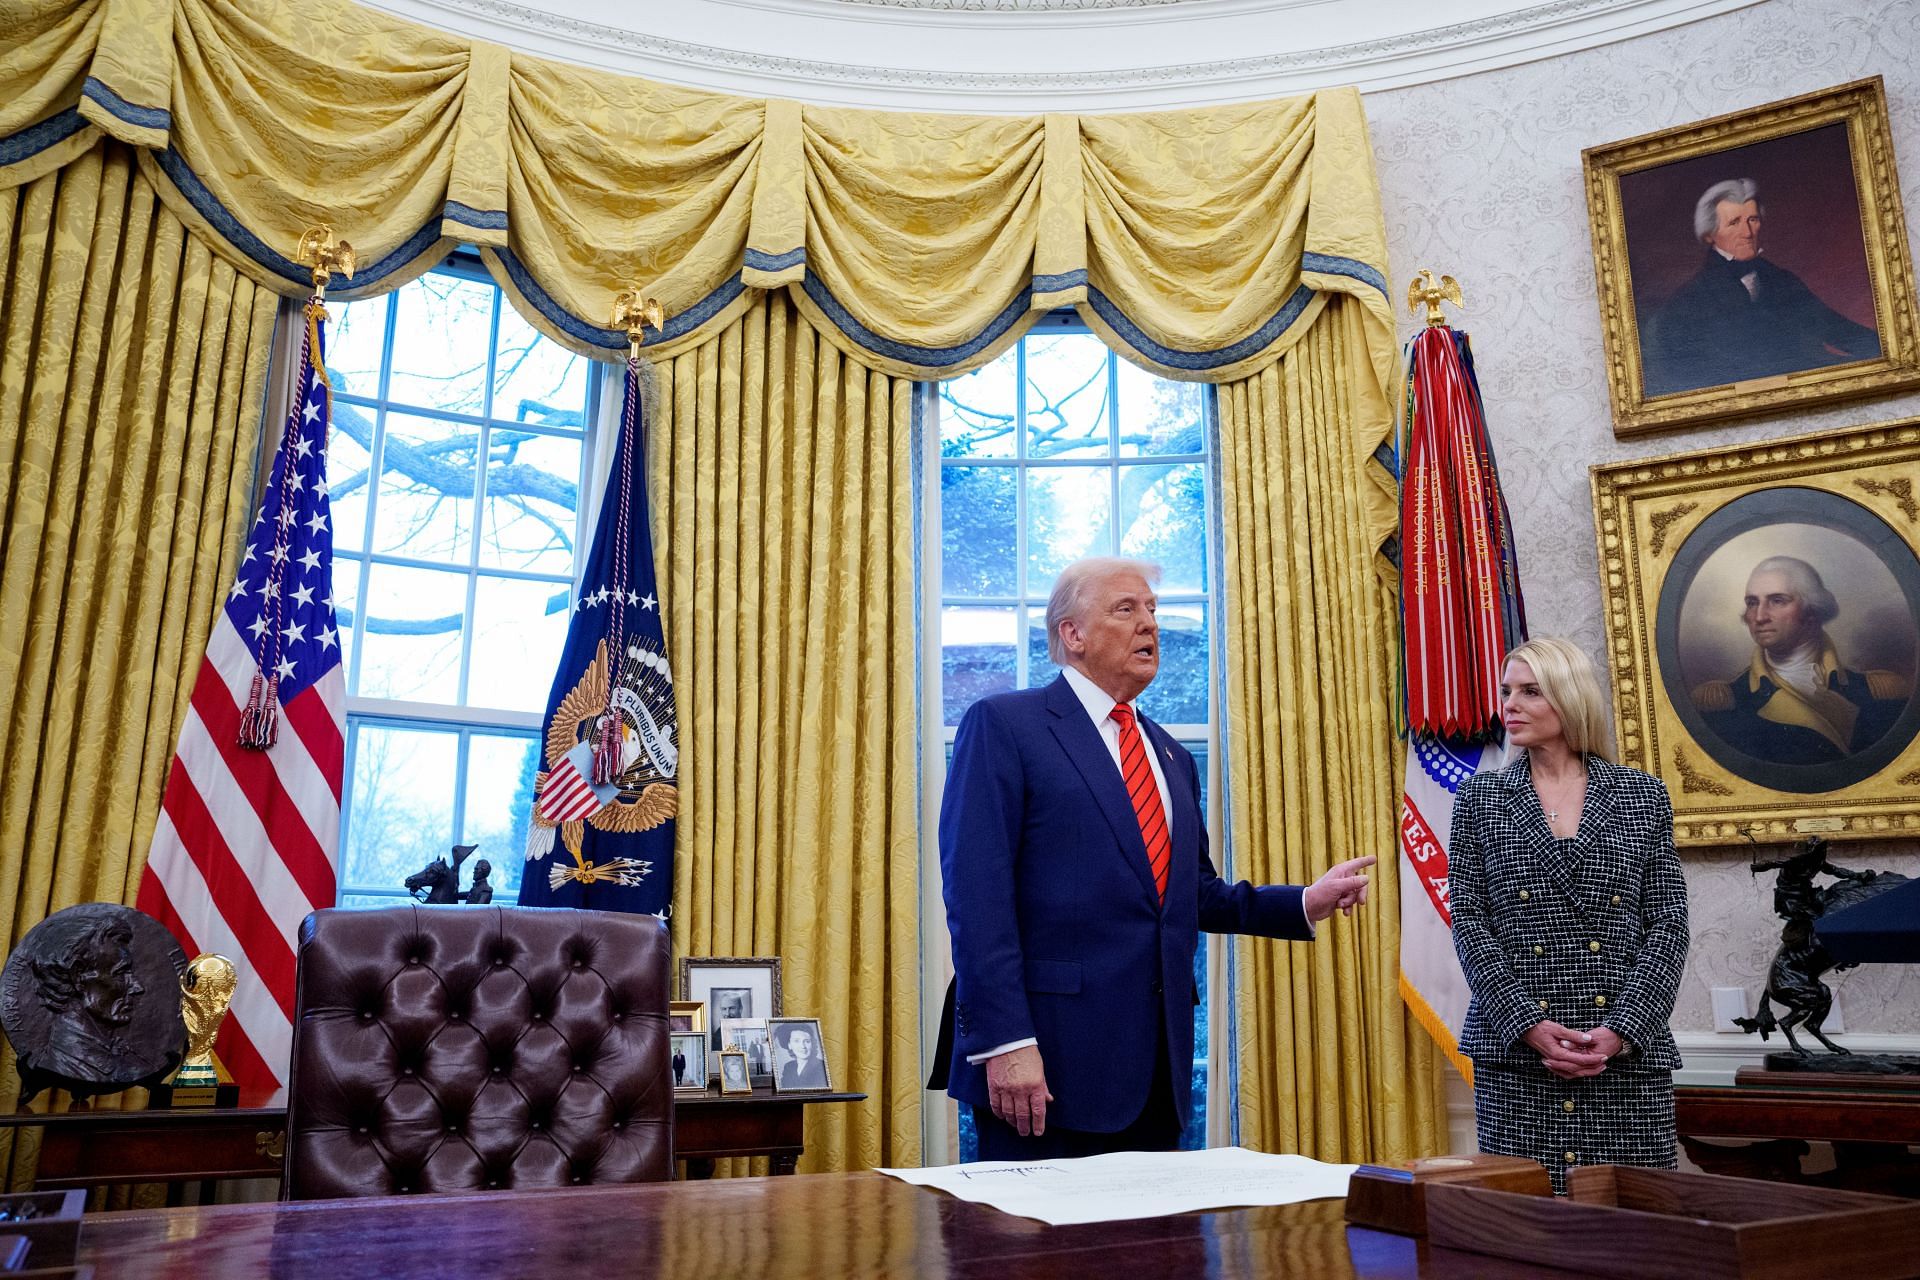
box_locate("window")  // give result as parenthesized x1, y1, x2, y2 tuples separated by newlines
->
(322, 260, 604, 907)
(929, 318, 1221, 1156)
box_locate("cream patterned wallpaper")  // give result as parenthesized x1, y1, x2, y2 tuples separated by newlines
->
(1368, 0, 1920, 1038)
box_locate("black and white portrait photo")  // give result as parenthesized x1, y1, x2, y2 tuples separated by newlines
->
(770, 1018, 831, 1093)
(708, 988, 752, 1050)
(680, 958, 782, 1054)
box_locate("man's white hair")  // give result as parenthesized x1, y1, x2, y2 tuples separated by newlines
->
(1045, 556, 1162, 666)
(1694, 179, 1762, 242)
(1749, 555, 1839, 625)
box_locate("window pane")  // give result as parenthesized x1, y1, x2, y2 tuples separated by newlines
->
(1117, 359, 1205, 457)
(1136, 602, 1208, 725)
(940, 349, 1017, 458)
(468, 575, 571, 712)
(940, 466, 1016, 597)
(1024, 611, 1063, 691)
(462, 733, 538, 900)
(372, 411, 477, 564)
(480, 430, 582, 575)
(942, 605, 1016, 725)
(327, 404, 374, 555)
(355, 563, 467, 703)
(1119, 461, 1207, 595)
(326, 295, 389, 399)
(388, 275, 493, 414)
(341, 723, 458, 893)
(333, 558, 361, 691)
(1025, 334, 1111, 459)
(493, 307, 590, 429)
(1026, 467, 1110, 595)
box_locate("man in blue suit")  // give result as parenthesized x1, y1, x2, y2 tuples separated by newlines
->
(937, 556, 1375, 1159)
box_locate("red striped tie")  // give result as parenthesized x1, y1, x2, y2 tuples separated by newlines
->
(1110, 704, 1169, 902)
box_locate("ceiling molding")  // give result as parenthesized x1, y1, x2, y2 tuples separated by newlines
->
(368, 0, 1763, 110)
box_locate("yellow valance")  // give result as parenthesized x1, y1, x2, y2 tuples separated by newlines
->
(2, 0, 1393, 382)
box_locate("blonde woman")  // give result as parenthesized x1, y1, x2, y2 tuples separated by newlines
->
(1448, 636, 1689, 1194)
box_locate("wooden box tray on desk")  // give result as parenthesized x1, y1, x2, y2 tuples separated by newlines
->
(1344, 1153, 1551, 1235)
(1425, 1165, 1920, 1280)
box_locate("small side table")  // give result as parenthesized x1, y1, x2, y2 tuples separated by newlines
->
(673, 1088, 866, 1177)
(1675, 1068, 1920, 1197)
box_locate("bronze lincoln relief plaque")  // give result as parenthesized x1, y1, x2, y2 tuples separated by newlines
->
(1592, 421, 1920, 844)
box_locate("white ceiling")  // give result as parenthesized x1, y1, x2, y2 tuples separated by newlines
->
(369, 0, 1762, 110)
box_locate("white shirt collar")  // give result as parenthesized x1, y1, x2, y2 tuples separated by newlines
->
(1061, 664, 1129, 726)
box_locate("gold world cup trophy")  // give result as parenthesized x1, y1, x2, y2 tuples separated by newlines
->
(152, 955, 239, 1108)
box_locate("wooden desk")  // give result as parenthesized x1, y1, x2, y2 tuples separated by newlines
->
(1676, 1072, 1920, 1195)
(0, 1087, 865, 1190)
(70, 1170, 1592, 1279)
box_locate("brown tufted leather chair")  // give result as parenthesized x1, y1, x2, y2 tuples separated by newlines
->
(284, 904, 672, 1199)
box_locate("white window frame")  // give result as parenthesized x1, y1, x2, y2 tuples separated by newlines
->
(917, 314, 1230, 1160)
(330, 255, 618, 906)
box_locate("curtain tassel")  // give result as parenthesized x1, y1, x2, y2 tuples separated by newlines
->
(591, 714, 623, 785)
(237, 672, 280, 750)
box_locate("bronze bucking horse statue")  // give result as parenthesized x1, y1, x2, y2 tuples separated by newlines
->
(1735, 835, 1910, 1055)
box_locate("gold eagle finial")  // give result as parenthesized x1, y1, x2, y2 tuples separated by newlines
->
(612, 290, 666, 362)
(1407, 270, 1465, 328)
(295, 226, 356, 301)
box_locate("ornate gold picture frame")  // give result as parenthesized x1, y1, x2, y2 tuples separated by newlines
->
(1592, 421, 1920, 844)
(1583, 78, 1920, 435)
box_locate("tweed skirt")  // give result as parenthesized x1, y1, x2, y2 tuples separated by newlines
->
(1472, 1062, 1676, 1195)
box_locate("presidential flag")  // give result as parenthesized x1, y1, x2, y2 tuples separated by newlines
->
(138, 299, 344, 1090)
(1395, 323, 1527, 1083)
(519, 357, 677, 913)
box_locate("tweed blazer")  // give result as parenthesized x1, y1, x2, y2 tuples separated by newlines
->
(1449, 755, 1688, 1072)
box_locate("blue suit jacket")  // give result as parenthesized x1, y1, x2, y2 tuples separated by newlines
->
(939, 676, 1312, 1133)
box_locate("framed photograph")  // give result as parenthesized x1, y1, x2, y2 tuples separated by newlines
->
(720, 1017, 773, 1083)
(769, 1017, 832, 1094)
(717, 1049, 752, 1096)
(679, 957, 782, 1052)
(669, 1032, 708, 1093)
(668, 1000, 706, 1035)
(1583, 77, 1920, 435)
(1591, 420, 1920, 843)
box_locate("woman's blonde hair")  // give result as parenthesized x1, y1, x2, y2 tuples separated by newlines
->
(1503, 636, 1615, 762)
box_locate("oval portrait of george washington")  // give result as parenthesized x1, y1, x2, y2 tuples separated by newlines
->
(1656, 486, 1920, 794)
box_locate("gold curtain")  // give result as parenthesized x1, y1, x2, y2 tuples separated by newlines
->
(1216, 296, 1444, 1163)
(648, 292, 922, 1171)
(0, 139, 277, 1179)
(4, 0, 1391, 382)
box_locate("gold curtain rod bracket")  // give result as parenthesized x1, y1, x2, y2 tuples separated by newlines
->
(1407, 269, 1464, 328)
(612, 290, 666, 362)
(295, 226, 356, 304)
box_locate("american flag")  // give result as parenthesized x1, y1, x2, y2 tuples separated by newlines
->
(137, 301, 343, 1091)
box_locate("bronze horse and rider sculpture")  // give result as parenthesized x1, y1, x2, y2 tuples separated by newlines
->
(403, 844, 494, 906)
(1735, 835, 1909, 1056)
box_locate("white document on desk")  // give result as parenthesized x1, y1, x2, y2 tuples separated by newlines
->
(876, 1146, 1357, 1226)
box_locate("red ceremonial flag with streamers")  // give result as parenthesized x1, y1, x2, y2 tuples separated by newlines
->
(1399, 325, 1526, 741)
(1396, 321, 1527, 1081)
(138, 298, 344, 1090)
